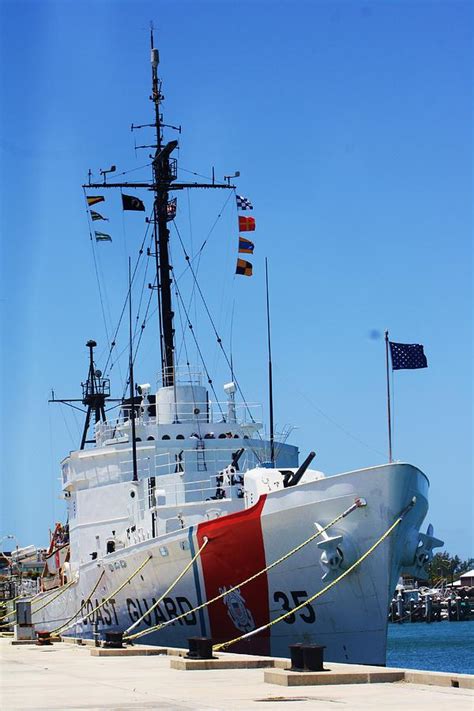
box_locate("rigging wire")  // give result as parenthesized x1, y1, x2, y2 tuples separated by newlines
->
(171, 219, 260, 431)
(83, 188, 112, 356)
(132, 231, 154, 344)
(114, 273, 158, 406)
(173, 189, 236, 282)
(178, 166, 214, 181)
(128, 188, 234, 382)
(172, 269, 225, 419)
(89, 163, 152, 182)
(59, 400, 77, 448)
(103, 206, 154, 376)
(278, 368, 386, 458)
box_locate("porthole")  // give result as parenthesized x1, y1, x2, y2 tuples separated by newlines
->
(147, 436, 155, 441)
(130, 491, 136, 498)
(176, 434, 185, 440)
(162, 434, 170, 440)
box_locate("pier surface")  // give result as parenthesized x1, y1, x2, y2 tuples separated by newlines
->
(1, 638, 472, 710)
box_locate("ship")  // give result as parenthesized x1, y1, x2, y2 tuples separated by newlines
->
(28, 32, 443, 664)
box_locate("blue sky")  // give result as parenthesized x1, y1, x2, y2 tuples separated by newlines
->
(1, 1, 472, 560)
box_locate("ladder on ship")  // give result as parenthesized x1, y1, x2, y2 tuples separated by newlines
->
(196, 440, 207, 472)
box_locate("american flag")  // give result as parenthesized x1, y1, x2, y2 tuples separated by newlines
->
(236, 195, 253, 210)
(389, 342, 428, 370)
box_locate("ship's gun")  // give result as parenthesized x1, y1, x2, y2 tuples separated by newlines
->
(281, 451, 316, 488)
(213, 448, 246, 499)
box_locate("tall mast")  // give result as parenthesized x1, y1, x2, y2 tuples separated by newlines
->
(84, 35, 235, 389)
(150, 30, 176, 387)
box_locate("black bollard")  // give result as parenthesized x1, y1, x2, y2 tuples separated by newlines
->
(289, 643, 305, 671)
(186, 636, 200, 658)
(36, 630, 52, 646)
(186, 636, 214, 659)
(103, 631, 124, 648)
(302, 644, 326, 672)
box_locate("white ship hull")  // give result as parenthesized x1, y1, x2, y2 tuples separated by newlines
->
(32, 462, 429, 664)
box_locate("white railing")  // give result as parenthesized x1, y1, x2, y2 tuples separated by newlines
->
(94, 401, 263, 445)
(118, 446, 261, 480)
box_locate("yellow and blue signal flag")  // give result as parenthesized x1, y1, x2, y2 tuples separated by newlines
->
(238, 237, 254, 254)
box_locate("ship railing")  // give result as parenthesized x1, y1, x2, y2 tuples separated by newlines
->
(118, 446, 261, 479)
(150, 446, 260, 478)
(159, 365, 205, 386)
(94, 402, 263, 445)
(118, 447, 259, 504)
(151, 477, 228, 506)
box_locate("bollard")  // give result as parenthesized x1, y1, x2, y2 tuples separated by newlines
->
(289, 643, 305, 671)
(103, 631, 124, 648)
(186, 636, 214, 659)
(288, 643, 327, 672)
(302, 644, 326, 672)
(186, 636, 199, 658)
(36, 630, 52, 646)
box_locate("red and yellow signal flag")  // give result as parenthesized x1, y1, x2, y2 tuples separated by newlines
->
(86, 195, 105, 206)
(238, 216, 256, 232)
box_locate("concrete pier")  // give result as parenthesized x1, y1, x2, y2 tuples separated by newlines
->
(0, 638, 472, 710)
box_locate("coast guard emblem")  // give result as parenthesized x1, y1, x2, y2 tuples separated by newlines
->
(219, 586, 255, 633)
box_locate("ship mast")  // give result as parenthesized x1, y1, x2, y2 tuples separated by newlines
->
(150, 32, 175, 386)
(84, 29, 235, 388)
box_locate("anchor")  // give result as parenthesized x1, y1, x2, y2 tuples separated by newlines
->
(402, 523, 444, 579)
(414, 523, 444, 570)
(315, 524, 345, 580)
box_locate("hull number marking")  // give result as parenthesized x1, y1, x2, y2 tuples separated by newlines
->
(273, 590, 316, 624)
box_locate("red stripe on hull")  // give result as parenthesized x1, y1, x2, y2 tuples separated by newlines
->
(197, 495, 270, 655)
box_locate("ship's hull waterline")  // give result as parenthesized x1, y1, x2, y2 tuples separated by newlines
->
(32, 462, 428, 664)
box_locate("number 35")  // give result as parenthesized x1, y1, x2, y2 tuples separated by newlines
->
(273, 590, 316, 624)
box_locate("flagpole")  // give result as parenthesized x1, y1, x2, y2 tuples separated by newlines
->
(385, 330, 393, 463)
(129, 258, 138, 482)
(265, 258, 275, 467)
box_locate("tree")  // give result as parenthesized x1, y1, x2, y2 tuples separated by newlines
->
(427, 552, 473, 585)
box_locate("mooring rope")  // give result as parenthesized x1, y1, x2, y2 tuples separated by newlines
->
(57, 554, 153, 636)
(50, 570, 106, 635)
(213, 500, 415, 651)
(124, 536, 209, 635)
(0, 591, 26, 623)
(32, 579, 77, 615)
(125, 498, 365, 642)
